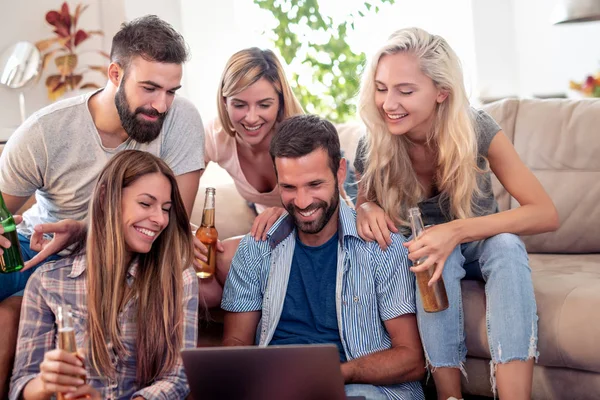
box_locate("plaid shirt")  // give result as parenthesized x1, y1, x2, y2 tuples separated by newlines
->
(10, 254, 198, 400)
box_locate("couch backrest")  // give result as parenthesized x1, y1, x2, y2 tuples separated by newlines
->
(482, 98, 600, 253)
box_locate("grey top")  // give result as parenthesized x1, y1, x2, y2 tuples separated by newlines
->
(0, 89, 205, 237)
(354, 109, 501, 227)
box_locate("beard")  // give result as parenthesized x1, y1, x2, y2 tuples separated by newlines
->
(285, 183, 340, 234)
(115, 85, 167, 144)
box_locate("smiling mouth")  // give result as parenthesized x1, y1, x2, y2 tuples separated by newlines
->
(135, 226, 157, 238)
(242, 124, 263, 132)
(297, 208, 318, 218)
(386, 113, 408, 120)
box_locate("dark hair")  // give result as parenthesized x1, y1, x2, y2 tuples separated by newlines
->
(270, 114, 341, 175)
(110, 15, 189, 69)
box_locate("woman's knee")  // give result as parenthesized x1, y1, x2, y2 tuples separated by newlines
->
(483, 233, 526, 255)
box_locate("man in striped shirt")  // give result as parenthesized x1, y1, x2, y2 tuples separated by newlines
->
(221, 115, 425, 400)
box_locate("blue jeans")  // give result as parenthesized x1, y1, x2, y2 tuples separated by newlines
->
(0, 233, 61, 301)
(345, 384, 389, 400)
(416, 233, 538, 372)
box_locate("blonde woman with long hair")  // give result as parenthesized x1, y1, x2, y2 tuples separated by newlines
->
(198, 47, 355, 304)
(354, 28, 558, 400)
(10, 150, 198, 399)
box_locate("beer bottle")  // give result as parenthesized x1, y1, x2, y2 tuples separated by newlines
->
(57, 305, 85, 400)
(408, 207, 449, 313)
(195, 188, 218, 279)
(0, 192, 24, 273)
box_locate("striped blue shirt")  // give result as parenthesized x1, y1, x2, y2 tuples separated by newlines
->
(222, 201, 424, 400)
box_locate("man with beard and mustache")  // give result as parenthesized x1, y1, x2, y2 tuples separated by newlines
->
(0, 15, 204, 395)
(221, 115, 426, 400)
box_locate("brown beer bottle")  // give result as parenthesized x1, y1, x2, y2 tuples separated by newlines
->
(57, 305, 86, 400)
(408, 207, 449, 313)
(0, 191, 24, 273)
(195, 187, 218, 279)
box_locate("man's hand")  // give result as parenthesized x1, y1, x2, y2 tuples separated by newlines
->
(23, 219, 86, 271)
(0, 215, 22, 257)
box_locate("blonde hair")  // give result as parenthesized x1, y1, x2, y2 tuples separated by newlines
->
(85, 150, 193, 386)
(217, 47, 304, 136)
(358, 27, 482, 227)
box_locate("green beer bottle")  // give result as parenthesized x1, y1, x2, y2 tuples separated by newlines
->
(0, 192, 24, 273)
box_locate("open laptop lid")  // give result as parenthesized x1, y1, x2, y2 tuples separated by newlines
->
(182, 344, 348, 400)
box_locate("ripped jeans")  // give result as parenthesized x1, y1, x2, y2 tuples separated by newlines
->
(416, 233, 538, 386)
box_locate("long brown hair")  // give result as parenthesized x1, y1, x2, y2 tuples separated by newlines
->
(85, 150, 192, 386)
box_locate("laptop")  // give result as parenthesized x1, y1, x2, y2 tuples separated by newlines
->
(182, 344, 365, 400)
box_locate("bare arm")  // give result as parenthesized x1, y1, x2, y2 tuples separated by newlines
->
(175, 170, 202, 218)
(450, 131, 559, 243)
(0, 191, 30, 214)
(222, 311, 261, 346)
(341, 314, 425, 385)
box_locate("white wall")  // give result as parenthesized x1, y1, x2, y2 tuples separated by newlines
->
(470, 0, 521, 100)
(0, 0, 125, 142)
(472, 0, 600, 99)
(512, 0, 600, 97)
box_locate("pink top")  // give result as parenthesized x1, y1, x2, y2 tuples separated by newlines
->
(204, 118, 281, 212)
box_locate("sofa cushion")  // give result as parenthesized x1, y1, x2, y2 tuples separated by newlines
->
(463, 253, 600, 373)
(514, 99, 600, 253)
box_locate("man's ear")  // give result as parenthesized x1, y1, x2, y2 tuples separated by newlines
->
(108, 62, 124, 87)
(337, 157, 347, 186)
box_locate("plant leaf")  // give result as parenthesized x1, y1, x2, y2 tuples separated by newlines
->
(65, 74, 83, 90)
(60, 2, 71, 31)
(73, 4, 89, 27)
(35, 38, 61, 52)
(49, 81, 68, 101)
(74, 30, 89, 46)
(88, 65, 108, 77)
(80, 82, 100, 90)
(40, 49, 61, 72)
(55, 54, 78, 76)
(45, 74, 62, 90)
(46, 11, 61, 26)
(86, 30, 104, 36)
(46, 74, 66, 100)
(53, 25, 70, 38)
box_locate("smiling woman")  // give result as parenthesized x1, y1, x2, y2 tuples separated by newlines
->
(10, 150, 199, 400)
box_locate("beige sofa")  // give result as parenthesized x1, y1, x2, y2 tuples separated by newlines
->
(193, 98, 600, 399)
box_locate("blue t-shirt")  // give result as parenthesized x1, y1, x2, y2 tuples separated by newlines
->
(270, 232, 346, 362)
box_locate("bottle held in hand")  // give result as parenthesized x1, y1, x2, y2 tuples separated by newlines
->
(195, 188, 218, 279)
(57, 305, 86, 400)
(408, 207, 449, 313)
(0, 192, 24, 273)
